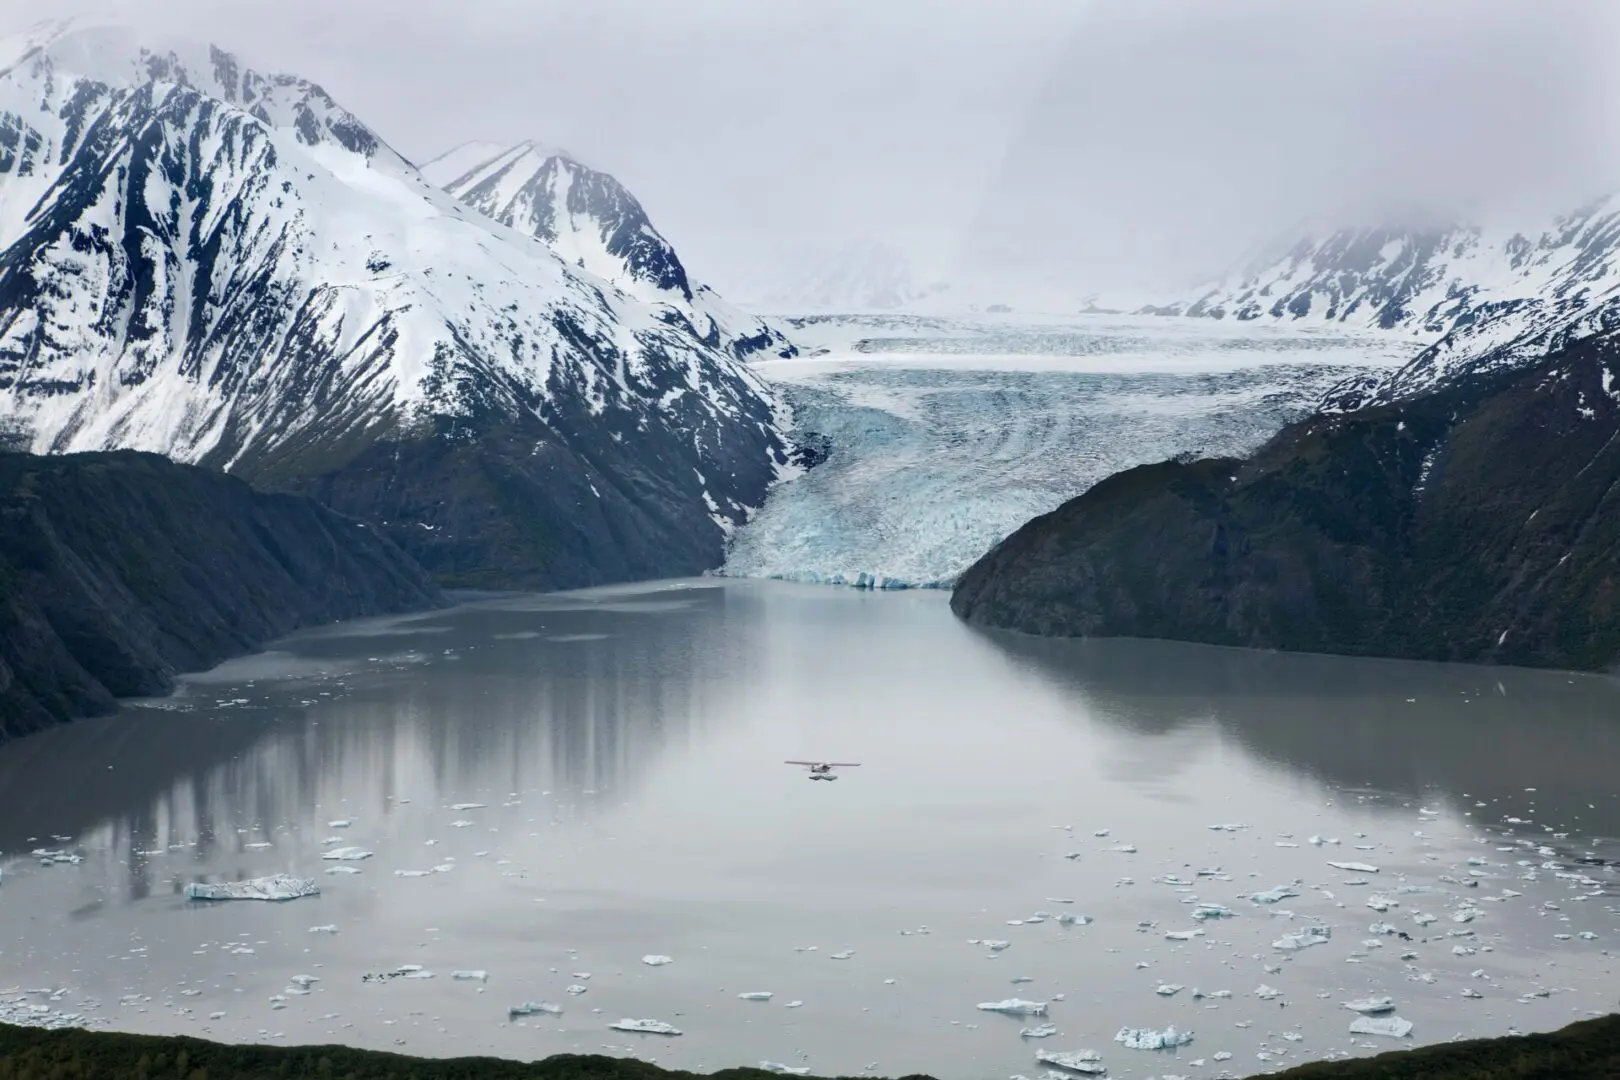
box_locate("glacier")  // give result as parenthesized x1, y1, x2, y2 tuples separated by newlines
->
(723, 315, 1411, 590)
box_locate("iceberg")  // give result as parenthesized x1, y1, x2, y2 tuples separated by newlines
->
(1115, 1026, 1194, 1050)
(759, 1063, 810, 1075)
(739, 991, 774, 1001)
(1452, 906, 1482, 923)
(508, 1001, 562, 1017)
(1191, 904, 1234, 920)
(609, 1018, 682, 1035)
(1365, 894, 1395, 912)
(1154, 984, 1184, 996)
(1249, 883, 1301, 904)
(184, 875, 318, 902)
(1020, 1023, 1058, 1038)
(1349, 1015, 1413, 1038)
(449, 803, 486, 811)
(1328, 862, 1380, 873)
(1273, 926, 1332, 951)
(1341, 996, 1395, 1014)
(979, 999, 1048, 1017)
(642, 955, 674, 966)
(1255, 985, 1283, 1000)
(1035, 1049, 1106, 1074)
(981, 940, 1012, 952)
(321, 847, 373, 861)
(1164, 929, 1204, 941)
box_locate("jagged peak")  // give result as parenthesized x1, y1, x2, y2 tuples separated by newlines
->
(0, 18, 405, 166)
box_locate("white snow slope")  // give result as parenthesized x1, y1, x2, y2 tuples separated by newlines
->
(1152, 202, 1620, 410)
(423, 139, 797, 364)
(0, 20, 788, 541)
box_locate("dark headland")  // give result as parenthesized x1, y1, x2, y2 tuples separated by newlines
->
(953, 334, 1620, 672)
(2, 1014, 1618, 1079)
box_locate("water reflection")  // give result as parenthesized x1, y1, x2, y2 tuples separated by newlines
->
(0, 583, 754, 901)
(972, 628, 1620, 839)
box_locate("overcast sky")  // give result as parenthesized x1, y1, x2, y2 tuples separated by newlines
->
(3, 0, 1616, 304)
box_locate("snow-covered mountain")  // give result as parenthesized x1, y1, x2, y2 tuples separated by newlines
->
(0, 20, 797, 588)
(1148, 198, 1620, 410)
(421, 139, 796, 362)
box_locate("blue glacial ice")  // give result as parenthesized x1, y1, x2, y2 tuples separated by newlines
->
(726, 317, 1408, 590)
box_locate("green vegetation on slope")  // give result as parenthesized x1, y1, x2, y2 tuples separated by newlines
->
(952, 333, 1620, 670)
(3, 1016, 1619, 1080)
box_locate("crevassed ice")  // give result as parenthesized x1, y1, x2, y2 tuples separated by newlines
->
(726, 324, 1399, 590)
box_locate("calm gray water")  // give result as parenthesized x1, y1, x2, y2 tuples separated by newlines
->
(1, 581, 1617, 1079)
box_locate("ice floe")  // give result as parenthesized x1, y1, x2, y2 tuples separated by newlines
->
(184, 875, 318, 902)
(1116, 1026, 1194, 1050)
(978, 999, 1048, 1017)
(1349, 1015, 1413, 1038)
(642, 955, 674, 966)
(609, 1018, 682, 1035)
(321, 847, 373, 861)
(1035, 1049, 1106, 1074)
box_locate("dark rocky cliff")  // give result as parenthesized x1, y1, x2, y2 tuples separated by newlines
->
(0, 450, 443, 738)
(952, 334, 1620, 671)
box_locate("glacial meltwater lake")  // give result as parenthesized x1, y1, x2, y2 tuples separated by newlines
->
(1, 581, 1618, 1079)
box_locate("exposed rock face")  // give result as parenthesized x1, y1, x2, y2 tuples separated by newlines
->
(0, 450, 442, 737)
(952, 334, 1620, 671)
(0, 23, 795, 589)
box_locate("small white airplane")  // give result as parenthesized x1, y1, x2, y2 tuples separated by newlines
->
(785, 760, 861, 781)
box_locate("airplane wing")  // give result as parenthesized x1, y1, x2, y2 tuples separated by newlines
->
(783, 760, 820, 765)
(826, 762, 862, 767)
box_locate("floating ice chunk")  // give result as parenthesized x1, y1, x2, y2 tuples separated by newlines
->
(324, 866, 362, 876)
(759, 1063, 810, 1075)
(1192, 905, 1234, 920)
(609, 1018, 682, 1035)
(1115, 1026, 1194, 1050)
(394, 870, 431, 878)
(830, 950, 855, 960)
(244, 842, 272, 850)
(1328, 862, 1380, 873)
(1460, 988, 1483, 999)
(1208, 824, 1250, 832)
(1579, 931, 1598, 940)
(1112, 844, 1137, 854)
(321, 847, 373, 861)
(1273, 926, 1331, 951)
(1341, 996, 1395, 1014)
(1249, 884, 1301, 904)
(1366, 895, 1396, 912)
(642, 955, 674, 966)
(362, 966, 434, 982)
(1021, 1023, 1058, 1038)
(308, 925, 339, 934)
(1368, 922, 1402, 936)
(449, 820, 475, 828)
(1412, 912, 1438, 926)
(1164, 930, 1204, 942)
(980, 940, 1012, 952)
(1056, 914, 1092, 927)
(1452, 906, 1481, 923)
(979, 999, 1048, 1017)
(508, 1001, 562, 1017)
(328, 820, 352, 828)
(1155, 984, 1184, 996)
(1255, 985, 1283, 1000)
(288, 975, 319, 990)
(565, 984, 589, 995)
(1035, 1049, 1105, 1074)
(1349, 1015, 1413, 1038)
(784, 1000, 803, 1008)
(449, 803, 486, 811)
(739, 992, 774, 1002)
(451, 971, 488, 982)
(184, 875, 318, 902)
